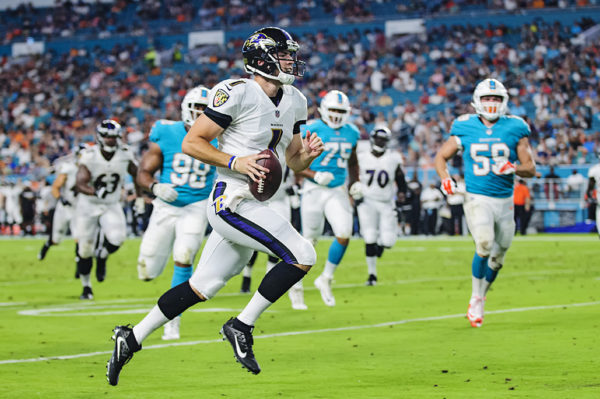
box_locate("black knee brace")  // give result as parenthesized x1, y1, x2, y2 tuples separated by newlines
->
(157, 282, 203, 320)
(104, 241, 120, 254)
(77, 257, 93, 275)
(258, 261, 306, 303)
(366, 243, 378, 257)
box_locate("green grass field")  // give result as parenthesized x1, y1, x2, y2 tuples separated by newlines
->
(0, 235, 599, 398)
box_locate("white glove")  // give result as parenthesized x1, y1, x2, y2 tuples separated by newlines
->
(152, 182, 178, 202)
(314, 171, 334, 186)
(95, 186, 108, 199)
(134, 197, 146, 214)
(349, 182, 364, 200)
(441, 178, 457, 195)
(492, 159, 516, 175)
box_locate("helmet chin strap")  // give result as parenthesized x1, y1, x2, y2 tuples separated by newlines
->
(372, 144, 386, 153)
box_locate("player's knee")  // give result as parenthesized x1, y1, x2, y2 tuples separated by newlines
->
(188, 275, 224, 300)
(365, 243, 378, 257)
(296, 237, 317, 266)
(488, 257, 504, 271)
(137, 257, 154, 281)
(105, 231, 125, 248)
(475, 235, 493, 256)
(173, 246, 194, 265)
(362, 231, 377, 244)
(78, 241, 94, 258)
(104, 240, 120, 254)
(380, 234, 396, 249)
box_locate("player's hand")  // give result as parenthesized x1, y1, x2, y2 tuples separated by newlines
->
(95, 186, 108, 199)
(314, 171, 334, 186)
(492, 159, 516, 175)
(134, 197, 146, 214)
(152, 182, 178, 202)
(303, 130, 325, 159)
(59, 197, 72, 207)
(441, 178, 457, 195)
(349, 181, 364, 200)
(234, 153, 270, 183)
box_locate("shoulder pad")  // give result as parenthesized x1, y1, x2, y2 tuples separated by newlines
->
(456, 114, 473, 122)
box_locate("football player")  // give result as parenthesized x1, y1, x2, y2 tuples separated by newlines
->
(296, 89, 361, 307)
(107, 26, 324, 384)
(136, 85, 217, 340)
(239, 166, 307, 310)
(434, 78, 536, 328)
(357, 126, 406, 286)
(75, 119, 140, 300)
(587, 161, 600, 238)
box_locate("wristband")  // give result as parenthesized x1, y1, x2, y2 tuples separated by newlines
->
(228, 156, 237, 170)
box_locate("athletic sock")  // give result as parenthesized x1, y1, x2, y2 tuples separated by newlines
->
(133, 305, 169, 344)
(471, 253, 487, 297)
(171, 265, 193, 288)
(323, 240, 348, 278)
(242, 265, 252, 278)
(366, 256, 377, 276)
(482, 265, 500, 296)
(237, 291, 273, 326)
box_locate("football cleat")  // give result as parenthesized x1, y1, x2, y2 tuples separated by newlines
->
(467, 295, 484, 328)
(240, 276, 251, 293)
(162, 317, 181, 341)
(106, 325, 139, 386)
(38, 242, 50, 260)
(220, 318, 261, 374)
(79, 286, 94, 300)
(288, 287, 308, 310)
(365, 274, 378, 286)
(314, 274, 336, 307)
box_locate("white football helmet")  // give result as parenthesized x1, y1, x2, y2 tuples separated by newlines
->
(181, 85, 210, 127)
(370, 126, 391, 153)
(319, 90, 351, 129)
(96, 119, 122, 153)
(471, 78, 509, 121)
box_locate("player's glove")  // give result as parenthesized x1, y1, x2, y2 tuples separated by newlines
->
(492, 159, 516, 175)
(134, 197, 146, 215)
(349, 182, 364, 200)
(151, 182, 178, 202)
(314, 171, 334, 186)
(441, 178, 457, 195)
(95, 186, 108, 199)
(59, 197, 72, 207)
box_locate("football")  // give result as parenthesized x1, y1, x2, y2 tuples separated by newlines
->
(248, 149, 282, 201)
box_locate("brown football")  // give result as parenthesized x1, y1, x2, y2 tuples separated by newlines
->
(248, 149, 282, 201)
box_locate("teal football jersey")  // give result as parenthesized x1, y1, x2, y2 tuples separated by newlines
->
(451, 114, 530, 198)
(300, 119, 360, 188)
(149, 120, 217, 207)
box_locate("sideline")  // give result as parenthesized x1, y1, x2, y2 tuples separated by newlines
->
(1, 300, 599, 365)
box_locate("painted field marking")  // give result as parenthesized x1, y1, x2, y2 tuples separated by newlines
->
(1, 300, 599, 365)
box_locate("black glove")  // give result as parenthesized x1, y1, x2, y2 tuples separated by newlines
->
(60, 197, 72, 207)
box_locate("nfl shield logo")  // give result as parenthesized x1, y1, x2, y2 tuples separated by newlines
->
(275, 110, 280, 118)
(213, 89, 230, 107)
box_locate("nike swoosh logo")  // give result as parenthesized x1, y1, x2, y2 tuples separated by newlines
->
(233, 335, 247, 359)
(116, 336, 125, 360)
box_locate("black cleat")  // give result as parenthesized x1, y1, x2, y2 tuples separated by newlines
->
(365, 274, 377, 286)
(106, 325, 139, 386)
(240, 276, 251, 293)
(220, 318, 261, 374)
(96, 257, 106, 282)
(80, 286, 94, 300)
(38, 242, 50, 260)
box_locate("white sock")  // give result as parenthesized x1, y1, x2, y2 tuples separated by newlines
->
(133, 305, 169, 344)
(471, 276, 483, 298)
(80, 273, 91, 287)
(237, 291, 273, 326)
(242, 265, 252, 278)
(482, 280, 492, 297)
(290, 279, 303, 291)
(366, 256, 377, 276)
(323, 261, 338, 279)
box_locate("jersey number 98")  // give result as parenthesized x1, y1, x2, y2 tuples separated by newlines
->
(171, 153, 210, 188)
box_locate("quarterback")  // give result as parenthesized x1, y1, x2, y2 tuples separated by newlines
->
(107, 26, 324, 384)
(434, 78, 536, 327)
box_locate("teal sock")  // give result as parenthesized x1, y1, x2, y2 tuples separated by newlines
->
(171, 265, 193, 288)
(471, 253, 487, 279)
(327, 240, 348, 265)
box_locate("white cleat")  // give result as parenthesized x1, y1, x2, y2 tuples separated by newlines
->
(467, 295, 484, 328)
(162, 316, 181, 340)
(288, 287, 308, 310)
(314, 274, 336, 307)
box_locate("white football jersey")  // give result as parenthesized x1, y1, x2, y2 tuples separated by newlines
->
(55, 159, 78, 204)
(206, 78, 307, 187)
(588, 163, 600, 182)
(358, 149, 403, 202)
(78, 145, 136, 204)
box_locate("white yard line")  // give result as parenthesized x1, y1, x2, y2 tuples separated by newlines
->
(1, 300, 599, 365)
